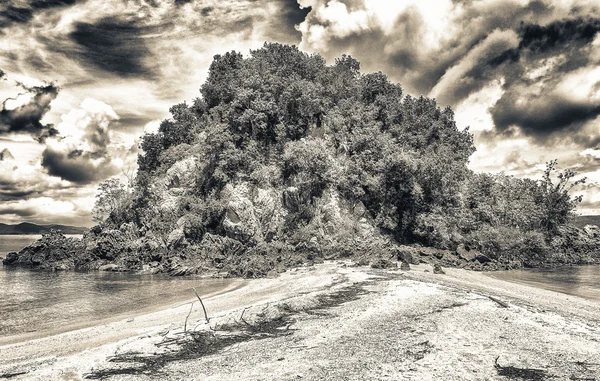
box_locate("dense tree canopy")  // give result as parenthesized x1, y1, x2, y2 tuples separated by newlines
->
(110, 42, 585, 265)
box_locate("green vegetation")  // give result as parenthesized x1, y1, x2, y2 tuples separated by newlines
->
(6, 43, 598, 275)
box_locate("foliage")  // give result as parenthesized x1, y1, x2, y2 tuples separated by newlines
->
(88, 42, 589, 273)
(92, 178, 132, 226)
(538, 159, 586, 234)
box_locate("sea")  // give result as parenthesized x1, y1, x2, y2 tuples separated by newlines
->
(0, 235, 599, 340)
(0, 235, 237, 340)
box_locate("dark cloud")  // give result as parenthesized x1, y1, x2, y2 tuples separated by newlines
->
(0, 6, 33, 25)
(113, 115, 157, 132)
(68, 16, 165, 78)
(30, 0, 78, 10)
(521, 17, 600, 52)
(262, 0, 311, 43)
(0, 0, 78, 27)
(490, 18, 600, 67)
(491, 92, 600, 140)
(480, 18, 600, 142)
(200, 6, 213, 16)
(41, 147, 117, 184)
(0, 185, 38, 202)
(0, 206, 36, 217)
(0, 83, 59, 138)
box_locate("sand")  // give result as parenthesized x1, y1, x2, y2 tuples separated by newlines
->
(1, 262, 599, 380)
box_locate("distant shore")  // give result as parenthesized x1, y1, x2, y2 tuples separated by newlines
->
(1, 261, 599, 380)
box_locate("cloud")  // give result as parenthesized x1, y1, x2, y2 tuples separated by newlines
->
(0, 0, 78, 28)
(490, 17, 600, 66)
(0, 81, 59, 139)
(0, 194, 94, 226)
(41, 98, 120, 184)
(431, 29, 520, 106)
(68, 16, 167, 79)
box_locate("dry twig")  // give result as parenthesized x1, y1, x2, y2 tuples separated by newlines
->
(488, 296, 509, 308)
(193, 287, 210, 323)
(184, 302, 195, 332)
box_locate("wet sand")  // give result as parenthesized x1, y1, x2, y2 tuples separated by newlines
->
(1, 262, 599, 380)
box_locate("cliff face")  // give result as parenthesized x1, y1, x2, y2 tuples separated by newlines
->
(4, 43, 599, 276)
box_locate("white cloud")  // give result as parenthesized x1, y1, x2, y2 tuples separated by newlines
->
(580, 148, 600, 159)
(143, 120, 161, 134)
(455, 79, 505, 131)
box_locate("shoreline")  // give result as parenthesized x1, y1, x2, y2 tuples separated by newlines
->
(0, 278, 248, 347)
(1, 262, 599, 380)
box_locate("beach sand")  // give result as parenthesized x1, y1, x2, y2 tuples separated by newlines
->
(1, 262, 599, 380)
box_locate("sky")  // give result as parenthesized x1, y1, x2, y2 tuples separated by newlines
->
(0, 0, 599, 226)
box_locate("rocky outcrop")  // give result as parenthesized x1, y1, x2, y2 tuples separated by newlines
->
(2, 230, 84, 270)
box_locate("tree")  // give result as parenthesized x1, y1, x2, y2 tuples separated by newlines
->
(92, 178, 131, 225)
(538, 160, 586, 234)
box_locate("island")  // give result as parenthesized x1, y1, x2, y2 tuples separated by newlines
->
(1, 44, 599, 380)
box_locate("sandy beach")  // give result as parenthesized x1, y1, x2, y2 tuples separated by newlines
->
(1, 262, 599, 380)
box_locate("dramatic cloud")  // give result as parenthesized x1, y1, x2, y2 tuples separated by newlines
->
(295, 0, 600, 212)
(41, 98, 120, 184)
(68, 16, 165, 79)
(0, 0, 78, 28)
(0, 81, 59, 139)
(0, 194, 95, 226)
(2, 0, 600, 222)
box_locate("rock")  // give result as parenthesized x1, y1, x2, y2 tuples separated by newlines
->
(399, 261, 410, 270)
(418, 247, 441, 259)
(2, 251, 19, 265)
(456, 244, 477, 261)
(395, 246, 419, 265)
(440, 252, 459, 265)
(2, 230, 81, 270)
(170, 265, 192, 276)
(583, 224, 600, 238)
(433, 264, 445, 274)
(99, 264, 119, 271)
(475, 253, 492, 263)
(167, 227, 187, 248)
(370, 258, 394, 269)
(266, 269, 279, 278)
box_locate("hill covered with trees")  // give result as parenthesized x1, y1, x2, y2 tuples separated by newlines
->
(4, 43, 599, 274)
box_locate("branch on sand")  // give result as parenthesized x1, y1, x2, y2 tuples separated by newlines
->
(193, 287, 210, 324)
(488, 296, 509, 308)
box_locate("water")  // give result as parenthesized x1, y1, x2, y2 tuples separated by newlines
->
(0, 235, 240, 341)
(0, 234, 46, 256)
(489, 265, 600, 302)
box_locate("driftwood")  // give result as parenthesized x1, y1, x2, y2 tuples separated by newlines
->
(193, 287, 210, 323)
(494, 356, 548, 380)
(184, 302, 195, 332)
(0, 371, 28, 379)
(488, 296, 509, 308)
(240, 307, 251, 326)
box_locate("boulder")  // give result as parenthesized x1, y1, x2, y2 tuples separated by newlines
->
(266, 269, 279, 278)
(99, 264, 119, 271)
(456, 244, 477, 261)
(583, 224, 600, 238)
(370, 258, 394, 269)
(399, 261, 411, 271)
(433, 263, 446, 274)
(167, 227, 187, 248)
(439, 252, 459, 265)
(2, 251, 19, 265)
(394, 246, 419, 265)
(475, 253, 492, 263)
